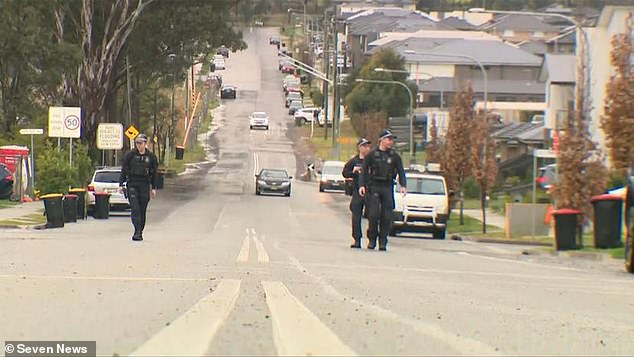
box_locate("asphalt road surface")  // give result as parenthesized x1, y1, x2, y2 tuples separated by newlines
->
(1, 28, 634, 356)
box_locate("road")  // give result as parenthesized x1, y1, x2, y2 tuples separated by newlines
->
(1, 28, 634, 356)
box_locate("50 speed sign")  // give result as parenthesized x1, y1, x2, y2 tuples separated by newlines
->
(48, 107, 81, 138)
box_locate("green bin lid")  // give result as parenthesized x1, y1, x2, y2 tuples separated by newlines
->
(40, 193, 63, 199)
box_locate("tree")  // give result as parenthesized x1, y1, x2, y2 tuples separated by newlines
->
(444, 85, 474, 225)
(601, 18, 634, 180)
(425, 117, 443, 163)
(470, 111, 498, 233)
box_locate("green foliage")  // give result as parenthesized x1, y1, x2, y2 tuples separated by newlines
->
(310, 87, 324, 108)
(36, 142, 94, 195)
(463, 177, 480, 199)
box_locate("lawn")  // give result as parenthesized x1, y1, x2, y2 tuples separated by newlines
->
(447, 214, 502, 235)
(0, 200, 19, 209)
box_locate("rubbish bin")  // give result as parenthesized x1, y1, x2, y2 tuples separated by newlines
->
(62, 194, 78, 223)
(156, 169, 165, 190)
(93, 192, 110, 219)
(41, 193, 64, 228)
(295, 117, 302, 127)
(552, 209, 581, 250)
(591, 194, 623, 248)
(69, 188, 87, 220)
(175, 145, 185, 160)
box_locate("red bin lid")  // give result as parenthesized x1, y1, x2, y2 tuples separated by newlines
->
(93, 192, 111, 196)
(552, 208, 582, 215)
(64, 194, 77, 199)
(591, 194, 622, 202)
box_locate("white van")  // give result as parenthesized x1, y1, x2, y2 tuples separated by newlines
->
(392, 165, 450, 239)
(318, 161, 346, 192)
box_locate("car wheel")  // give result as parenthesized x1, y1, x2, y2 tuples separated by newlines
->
(285, 191, 291, 197)
(319, 184, 324, 192)
(265, 126, 269, 130)
(255, 186, 261, 195)
(433, 228, 446, 240)
(250, 125, 253, 129)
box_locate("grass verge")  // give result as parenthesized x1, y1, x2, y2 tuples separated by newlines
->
(0, 200, 19, 209)
(0, 211, 46, 227)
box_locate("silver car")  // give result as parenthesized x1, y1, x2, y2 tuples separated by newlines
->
(87, 167, 130, 211)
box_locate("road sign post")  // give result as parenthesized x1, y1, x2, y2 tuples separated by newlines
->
(19, 128, 44, 197)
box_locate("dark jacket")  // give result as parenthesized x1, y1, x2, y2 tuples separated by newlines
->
(360, 147, 406, 188)
(119, 149, 159, 189)
(342, 154, 364, 194)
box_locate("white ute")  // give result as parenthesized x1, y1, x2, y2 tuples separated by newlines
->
(249, 112, 269, 130)
(391, 163, 451, 239)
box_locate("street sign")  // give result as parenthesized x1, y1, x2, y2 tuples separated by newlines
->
(533, 149, 557, 159)
(125, 125, 139, 140)
(97, 123, 124, 150)
(19, 129, 44, 135)
(48, 107, 81, 138)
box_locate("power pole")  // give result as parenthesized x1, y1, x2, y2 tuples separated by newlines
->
(323, 8, 331, 140)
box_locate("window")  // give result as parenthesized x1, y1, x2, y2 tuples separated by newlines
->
(94, 172, 121, 183)
(402, 177, 446, 195)
(533, 31, 545, 38)
(503, 30, 515, 37)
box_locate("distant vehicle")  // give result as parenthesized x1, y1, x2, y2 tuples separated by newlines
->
(0, 163, 13, 199)
(216, 45, 230, 58)
(294, 107, 322, 125)
(87, 167, 130, 211)
(288, 100, 303, 115)
(281, 63, 296, 74)
(392, 165, 450, 239)
(220, 85, 236, 99)
(536, 163, 557, 190)
(318, 161, 346, 192)
(213, 58, 226, 70)
(249, 111, 269, 130)
(255, 168, 292, 196)
(279, 59, 291, 70)
(269, 36, 280, 45)
(530, 114, 545, 125)
(213, 54, 224, 62)
(283, 76, 301, 91)
(285, 92, 302, 107)
(285, 86, 304, 97)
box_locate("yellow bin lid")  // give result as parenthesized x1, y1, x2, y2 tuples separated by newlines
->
(69, 188, 87, 193)
(40, 193, 63, 199)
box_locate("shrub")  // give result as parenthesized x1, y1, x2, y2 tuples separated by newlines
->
(36, 142, 94, 195)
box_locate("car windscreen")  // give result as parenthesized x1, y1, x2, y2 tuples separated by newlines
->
(94, 171, 120, 183)
(322, 165, 344, 175)
(252, 113, 267, 118)
(290, 101, 302, 107)
(260, 170, 287, 179)
(405, 177, 445, 195)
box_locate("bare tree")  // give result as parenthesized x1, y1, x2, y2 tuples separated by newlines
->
(445, 85, 474, 225)
(425, 117, 443, 163)
(470, 111, 498, 233)
(351, 111, 388, 143)
(601, 17, 634, 179)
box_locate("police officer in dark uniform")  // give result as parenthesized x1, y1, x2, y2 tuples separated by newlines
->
(119, 133, 159, 241)
(359, 129, 406, 251)
(342, 138, 372, 248)
(625, 168, 634, 272)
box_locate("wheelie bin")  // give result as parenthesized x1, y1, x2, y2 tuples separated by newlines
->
(69, 188, 87, 219)
(625, 175, 634, 273)
(62, 194, 78, 223)
(93, 192, 110, 219)
(41, 193, 64, 228)
(591, 194, 623, 248)
(552, 209, 581, 250)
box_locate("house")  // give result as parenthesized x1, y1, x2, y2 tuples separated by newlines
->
(338, 0, 417, 13)
(539, 53, 575, 131)
(343, 8, 450, 70)
(479, 13, 566, 44)
(492, 122, 548, 179)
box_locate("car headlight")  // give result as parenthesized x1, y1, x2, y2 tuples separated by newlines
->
(281, 182, 290, 186)
(257, 180, 267, 185)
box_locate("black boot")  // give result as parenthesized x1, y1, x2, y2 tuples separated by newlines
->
(350, 238, 361, 248)
(132, 231, 143, 241)
(367, 240, 376, 250)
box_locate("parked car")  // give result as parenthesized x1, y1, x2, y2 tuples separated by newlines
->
(269, 36, 280, 45)
(249, 111, 269, 130)
(318, 161, 346, 192)
(279, 59, 291, 70)
(288, 100, 303, 115)
(281, 63, 296, 74)
(0, 163, 13, 199)
(285, 86, 304, 97)
(255, 168, 292, 196)
(220, 85, 237, 99)
(285, 92, 302, 107)
(283, 76, 301, 91)
(213, 58, 226, 70)
(216, 45, 230, 58)
(391, 166, 450, 239)
(294, 107, 321, 125)
(87, 167, 130, 211)
(536, 163, 557, 190)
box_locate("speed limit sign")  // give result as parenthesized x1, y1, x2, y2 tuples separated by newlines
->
(48, 107, 81, 138)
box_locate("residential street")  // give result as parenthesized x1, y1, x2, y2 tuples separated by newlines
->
(1, 27, 634, 356)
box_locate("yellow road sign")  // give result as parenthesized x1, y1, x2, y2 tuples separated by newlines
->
(125, 125, 139, 140)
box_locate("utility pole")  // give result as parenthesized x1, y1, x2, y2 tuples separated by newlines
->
(331, 10, 339, 152)
(323, 8, 331, 140)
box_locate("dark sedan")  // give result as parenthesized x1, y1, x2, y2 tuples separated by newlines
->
(255, 169, 292, 197)
(220, 85, 237, 99)
(0, 164, 13, 199)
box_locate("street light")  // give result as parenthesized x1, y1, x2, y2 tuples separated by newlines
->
(355, 78, 415, 163)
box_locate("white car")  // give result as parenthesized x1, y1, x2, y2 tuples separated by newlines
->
(318, 161, 346, 192)
(213, 59, 226, 70)
(391, 165, 450, 239)
(249, 112, 269, 130)
(87, 167, 130, 211)
(294, 107, 322, 124)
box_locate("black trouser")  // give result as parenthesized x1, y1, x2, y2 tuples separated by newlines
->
(366, 183, 394, 248)
(349, 191, 365, 241)
(128, 183, 150, 237)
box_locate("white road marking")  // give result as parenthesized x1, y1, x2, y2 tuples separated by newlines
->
(253, 234, 270, 263)
(0, 274, 211, 282)
(286, 255, 501, 355)
(261, 281, 356, 356)
(236, 235, 251, 263)
(130, 279, 241, 356)
(253, 152, 260, 176)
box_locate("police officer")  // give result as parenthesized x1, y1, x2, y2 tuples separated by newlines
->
(359, 129, 406, 251)
(119, 133, 159, 241)
(342, 138, 372, 248)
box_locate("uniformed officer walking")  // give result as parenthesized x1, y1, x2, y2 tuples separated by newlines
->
(119, 133, 159, 241)
(359, 130, 406, 251)
(342, 138, 372, 248)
